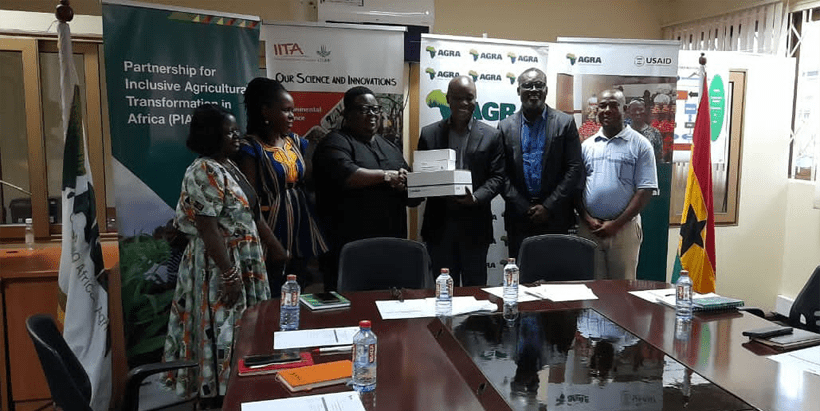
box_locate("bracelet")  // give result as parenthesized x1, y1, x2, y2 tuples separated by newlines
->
(221, 266, 241, 285)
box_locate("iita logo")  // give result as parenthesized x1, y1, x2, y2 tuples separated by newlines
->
(272, 43, 304, 56)
(469, 49, 503, 62)
(507, 52, 539, 64)
(426, 46, 461, 59)
(424, 68, 460, 80)
(316, 45, 331, 62)
(425, 90, 515, 122)
(468, 70, 502, 82)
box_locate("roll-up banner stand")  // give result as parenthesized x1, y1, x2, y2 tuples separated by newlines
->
(102, 0, 260, 367)
(419, 34, 550, 285)
(553, 38, 680, 282)
(260, 22, 406, 151)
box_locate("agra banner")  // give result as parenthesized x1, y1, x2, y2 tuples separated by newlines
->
(261, 22, 405, 150)
(102, 0, 259, 366)
(419, 34, 550, 285)
(553, 38, 680, 282)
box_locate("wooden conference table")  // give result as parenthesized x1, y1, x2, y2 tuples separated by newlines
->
(223, 280, 820, 411)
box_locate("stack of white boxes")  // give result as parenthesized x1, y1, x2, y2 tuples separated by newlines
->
(407, 149, 473, 198)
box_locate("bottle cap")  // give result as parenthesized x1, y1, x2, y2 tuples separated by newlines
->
(440, 268, 449, 274)
(286, 274, 297, 281)
(359, 320, 371, 328)
(680, 270, 689, 276)
(25, 218, 32, 224)
(507, 258, 515, 264)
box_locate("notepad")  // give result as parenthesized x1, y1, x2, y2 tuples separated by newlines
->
(276, 360, 352, 392)
(692, 296, 745, 312)
(751, 328, 820, 351)
(300, 292, 351, 310)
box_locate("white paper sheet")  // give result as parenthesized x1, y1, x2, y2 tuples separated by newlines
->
(481, 286, 543, 302)
(628, 288, 720, 308)
(375, 296, 497, 320)
(770, 345, 820, 376)
(273, 326, 360, 350)
(526, 284, 599, 302)
(241, 391, 365, 411)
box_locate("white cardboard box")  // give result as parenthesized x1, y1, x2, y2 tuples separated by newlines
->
(413, 159, 456, 172)
(414, 149, 456, 163)
(407, 170, 472, 198)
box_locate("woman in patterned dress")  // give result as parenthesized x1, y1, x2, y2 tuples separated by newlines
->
(237, 78, 328, 292)
(163, 104, 288, 406)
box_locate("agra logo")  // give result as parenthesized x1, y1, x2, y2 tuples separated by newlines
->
(469, 49, 480, 61)
(566, 53, 577, 65)
(468, 70, 479, 82)
(425, 67, 436, 80)
(425, 89, 450, 119)
(507, 52, 517, 64)
(426, 46, 436, 59)
(506, 73, 516, 84)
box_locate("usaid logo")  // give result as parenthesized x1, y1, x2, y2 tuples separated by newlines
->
(635, 56, 673, 66)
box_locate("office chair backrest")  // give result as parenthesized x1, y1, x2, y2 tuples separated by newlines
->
(518, 234, 596, 283)
(26, 314, 94, 411)
(789, 265, 820, 333)
(338, 237, 432, 292)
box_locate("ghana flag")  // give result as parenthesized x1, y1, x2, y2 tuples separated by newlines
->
(673, 74, 716, 293)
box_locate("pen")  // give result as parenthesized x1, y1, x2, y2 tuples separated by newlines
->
(523, 289, 542, 299)
(312, 345, 353, 354)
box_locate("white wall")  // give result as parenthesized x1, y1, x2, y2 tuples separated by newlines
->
(666, 52, 796, 312)
(781, 181, 820, 299)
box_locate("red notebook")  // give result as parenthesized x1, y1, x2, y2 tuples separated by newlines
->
(237, 352, 314, 376)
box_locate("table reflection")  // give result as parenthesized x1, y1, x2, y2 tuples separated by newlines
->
(447, 309, 753, 411)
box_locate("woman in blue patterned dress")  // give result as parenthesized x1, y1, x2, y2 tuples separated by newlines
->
(237, 78, 328, 292)
(164, 104, 287, 406)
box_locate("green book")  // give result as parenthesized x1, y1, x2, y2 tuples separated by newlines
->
(692, 296, 745, 312)
(299, 292, 351, 311)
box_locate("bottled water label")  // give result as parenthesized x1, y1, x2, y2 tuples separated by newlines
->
(435, 278, 453, 297)
(676, 284, 691, 301)
(504, 270, 519, 287)
(353, 343, 377, 364)
(281, 291, 298, 306)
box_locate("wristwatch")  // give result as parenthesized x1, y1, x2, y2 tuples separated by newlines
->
(384, 170, 392, 182)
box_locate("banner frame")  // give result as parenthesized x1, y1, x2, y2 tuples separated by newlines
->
(101, 0, 260, 21)
(266, 20, 407, 32)
(558, 37, 682, 47)
(423, 33, 550, 48)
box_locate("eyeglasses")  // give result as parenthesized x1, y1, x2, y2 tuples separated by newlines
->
(354, 105, 382, 115)
(226, 129, 241, 138)
(520, 81, 547, 91)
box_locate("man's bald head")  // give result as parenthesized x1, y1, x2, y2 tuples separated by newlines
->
(446, 76, 477, 128)
(447, 75, 476, 95)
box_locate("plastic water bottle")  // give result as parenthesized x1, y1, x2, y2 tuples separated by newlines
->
(279, 274, 300, 330)
(676, 270, 693, 321)
(25, 218, 34, 250)
(352, 319, 377, 392)
(503, 258, 519, 304)
(435, 268, 453, 317)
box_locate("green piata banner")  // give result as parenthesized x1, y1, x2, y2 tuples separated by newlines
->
(103, 1, 259, 210)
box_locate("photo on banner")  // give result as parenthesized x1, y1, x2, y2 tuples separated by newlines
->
(419, 34, 549, 285)
(102, 0, 260, 367)
(260, 23, 406, 153)
(553, 38, 680, 282)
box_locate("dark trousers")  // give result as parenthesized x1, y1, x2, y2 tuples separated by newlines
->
(427, 239, 490, 287)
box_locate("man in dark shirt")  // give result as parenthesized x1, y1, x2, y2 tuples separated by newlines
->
(497, 68, 584, 259)
(417, 76, 505, 286)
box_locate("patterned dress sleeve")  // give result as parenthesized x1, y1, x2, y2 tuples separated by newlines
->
(179, 159, 226, 219)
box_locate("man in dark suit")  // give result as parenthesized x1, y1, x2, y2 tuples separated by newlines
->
(418, 76, 505, 286)
(498, 68, 584, 259)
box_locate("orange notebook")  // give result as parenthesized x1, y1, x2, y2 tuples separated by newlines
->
(275, 360, 352, 392)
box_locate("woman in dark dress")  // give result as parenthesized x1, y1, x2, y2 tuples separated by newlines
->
(237, 78, 328, 292)
(312, 86, 419, 291)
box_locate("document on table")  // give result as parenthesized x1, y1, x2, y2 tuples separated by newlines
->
(273, 326, 359, 350)
(241, 391, 365, 411)
(481, 286, 542, 302)
(629, 288, 720, 308)
(525, 284, 599, 302)
(376, 296, 497, 320)
(769, 345, 820, 376)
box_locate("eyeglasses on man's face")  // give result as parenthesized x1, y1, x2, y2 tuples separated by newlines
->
(226, 129, 241, 138)
(520, 81, 547, 91)
(354, 105, 382, 115)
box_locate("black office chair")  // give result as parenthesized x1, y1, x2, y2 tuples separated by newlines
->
(517, 234, 596, 283)
(788, 265, 820, 333)
(337, 237, 432, 292)
(26, 314, 197, 411)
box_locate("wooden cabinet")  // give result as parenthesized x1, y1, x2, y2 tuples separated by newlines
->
(0, 242, 119, 410)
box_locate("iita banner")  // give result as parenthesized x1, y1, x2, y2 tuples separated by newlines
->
(261, 23, 405, 149)
(102, 0, 259, 366)
(419, 34, 550, 285)
(553, 38, 679, 282)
